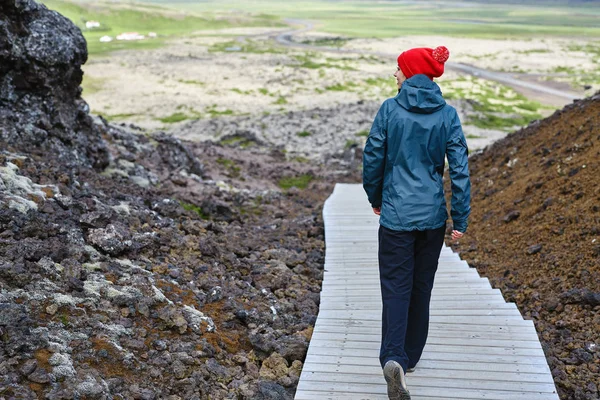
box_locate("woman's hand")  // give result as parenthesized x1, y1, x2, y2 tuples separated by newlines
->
(373, 207, 381, 215)
(451, 230, 464, 240)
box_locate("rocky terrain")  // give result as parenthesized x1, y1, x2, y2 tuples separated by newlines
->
(0, 1, 360, 399)
(2, 1, 599, 400)
(449, 94, 600, 399)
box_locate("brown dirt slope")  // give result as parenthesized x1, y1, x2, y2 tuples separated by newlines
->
(448, 93, 600, 400)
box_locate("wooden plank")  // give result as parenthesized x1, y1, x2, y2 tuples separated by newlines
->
(306, 333, 543, 349)
(317, 308, 523, 317)
(306, 342, 546, 357)
(318, 293, 505, 300)
(302, 359, 553, 376)
(299, 372, 557, 393)
(318, 304, 516, 311)
(314, 319, 536, 333)
(319, 300, 513, 307)
(316, 312, 527, 322)
(312, 325, 541, 342)
(295, 381, 558, 400)
(319, 290, 507, 298)
(322, 274, 485, 281)
(300, 354, 550, 370)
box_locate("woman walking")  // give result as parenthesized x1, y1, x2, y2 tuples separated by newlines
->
(362, 46, 471, 400)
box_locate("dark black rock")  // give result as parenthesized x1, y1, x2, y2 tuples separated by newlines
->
(255, 381, 293, 400)
(503, 210, 520, 223)
(0, 0, 109, 169)
(560, 289, 600, 306)
(527, 244, 543, 255)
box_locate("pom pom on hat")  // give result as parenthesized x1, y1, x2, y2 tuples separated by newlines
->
(432, 46, 449, 63)
(397, 45, 450, 80)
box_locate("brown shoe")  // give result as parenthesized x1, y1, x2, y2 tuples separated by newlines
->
(383, 361, 411, 400)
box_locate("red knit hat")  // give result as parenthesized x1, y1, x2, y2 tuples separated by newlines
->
(397, 46, 450, 80)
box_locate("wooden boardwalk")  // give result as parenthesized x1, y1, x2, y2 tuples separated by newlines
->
(295, 184, 559, 400)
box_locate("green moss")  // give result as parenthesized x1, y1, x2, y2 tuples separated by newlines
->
(158, 112, 190, 123)
(206, 107, 235, 117)
(355, 130, 370, 137)
(258, 88, 269, 95)
(301, 37, 349, 47)
(179, 79, 205, 86)
(231, 88, 253, 95)
(104, 113, 138, 121)
(345, 140, 359, 149)
(296, 131, 312, 137)
(220, 135, 256, 149)
(515, 48, 551, 54)
(292, 54, 355, 70)
(216, 157, 241, 177)
(325, 83, 346, 91)
(273, 96, 288, 105)
(469, 114, 536, 130)
(278, 174, 314, 190)
(292, 156, 310, 163)
(442, 77, 543, 129)
(180, 201, 209, 219)
(208, 39, 284, 54)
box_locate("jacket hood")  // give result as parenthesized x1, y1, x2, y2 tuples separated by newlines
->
(395, 74, 446, 114)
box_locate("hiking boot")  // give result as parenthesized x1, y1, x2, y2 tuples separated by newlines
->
(383, 360, 411, 400)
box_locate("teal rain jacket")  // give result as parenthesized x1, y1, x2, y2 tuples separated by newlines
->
(362, 74, 471, 233)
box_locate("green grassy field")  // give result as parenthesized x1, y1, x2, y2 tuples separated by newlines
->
(137, 0, 600, 39)
(41, 0, 600, 56)
(41, 0, 284, 55)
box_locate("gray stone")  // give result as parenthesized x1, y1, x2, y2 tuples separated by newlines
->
(19, 359, 37, 376)
(27, 368, 50, 383)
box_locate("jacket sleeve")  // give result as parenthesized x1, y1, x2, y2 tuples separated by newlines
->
(362, 102, 387, 208)
(446, 110, 471, 233)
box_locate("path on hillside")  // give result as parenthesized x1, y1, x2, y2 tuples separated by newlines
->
(265, 19, 580, 107)
(295, 183, 560, 399)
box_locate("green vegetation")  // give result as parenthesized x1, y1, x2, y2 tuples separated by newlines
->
(345, 140, 358, 149)
(220, 135, 256, 149)
(206, 106, 235, 117)
(41, 0, 284, 56)
(515, 48, 552, 54)
(278, 174, 314, 190)
(104, 112, 138, 121)
(292, 54, 355, 71)
(158, 112, 191, 123)
(441, 76, 544, 130)
(180, 201, 209, 219)
(273, 96, 288, 105)
(153, 1, 600, 39)
(81, 74, 105, 95)
(208, 39, 286, 54)
(297, 131, 312, 137)
(231, 88, 253, 95)
(355, 130, 369, 137)
(301, 37, 350, 48)
(178, 79, 205, 86)
(291, 156, 310, 163)
(216, 157, 242, 177)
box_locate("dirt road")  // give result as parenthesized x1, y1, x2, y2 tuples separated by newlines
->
(270, 19, 580, 107)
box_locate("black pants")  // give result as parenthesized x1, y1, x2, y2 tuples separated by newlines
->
(378, 224, 446, 371)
